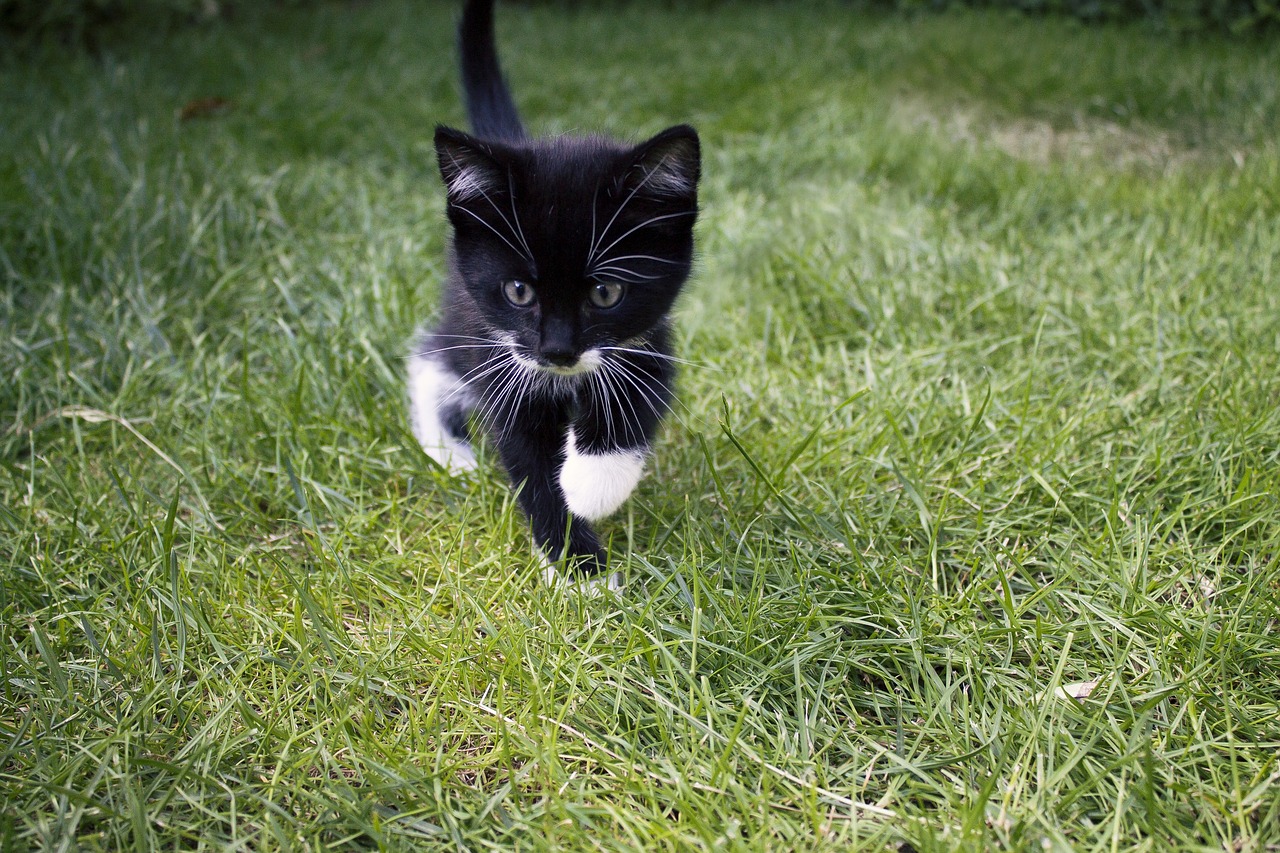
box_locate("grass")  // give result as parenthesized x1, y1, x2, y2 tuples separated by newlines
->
(3, 1, 1280, 849)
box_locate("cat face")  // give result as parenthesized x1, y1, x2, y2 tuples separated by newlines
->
(435, 125, 699, 375)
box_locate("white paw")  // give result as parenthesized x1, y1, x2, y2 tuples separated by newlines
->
(540, 561, 624, 596)
(558, 430, 645, 521)
(407, 352, 476, 475)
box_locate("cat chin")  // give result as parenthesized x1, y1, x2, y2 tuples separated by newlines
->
(558, 430, 646, 521)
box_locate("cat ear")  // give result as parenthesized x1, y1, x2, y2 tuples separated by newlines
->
(625, 125, 700, 200)
(434, 125, 507, 203)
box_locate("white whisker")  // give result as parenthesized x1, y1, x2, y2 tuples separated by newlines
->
(597, 253, 684, 266)
(590, 210, 696, 266)
(598, 346, 712, 369)
(586, 155, 682, 266)
(587, 266, 664, 282)
(604, 352, 693, 421)
(445, 151, 534, 265)
(588, 177, 644, 266)
(606, 358, 666, 417)
(600, 359, 649, 441)
(453, 205, 531, 263)
(409, 343, 506, 359)
(592, 366, 624, 446)
(588, 183, 601, 271)
(504, 170, 534, 263)
(430, 333, 509, 343)
(439, 350, 518, 409)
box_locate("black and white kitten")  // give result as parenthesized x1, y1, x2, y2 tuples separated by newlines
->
(408, 0, 700, 585)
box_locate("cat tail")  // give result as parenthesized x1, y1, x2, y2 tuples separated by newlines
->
(459, 0, 527, 142)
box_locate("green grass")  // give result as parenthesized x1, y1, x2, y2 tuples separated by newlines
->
(3, 2, 1280, 849)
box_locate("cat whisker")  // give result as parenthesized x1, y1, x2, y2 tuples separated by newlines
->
(599, 363, 636, 446)
(587, 254, 683, 278)
(586, 266, 664, 282)
(439, 350, 519, 409)
(603, 352, 696, 422)
(598, 346, 714, 369)
(504, 170, 535, 263)
(407, 343, 507, 360)
(622, 372, 654, 445)
(588, 183, 601, 270)
(594, 360, 637, 445)
(403, 332, 506, 360)
(485, 358, 544, 430)
(591, 369, 618, 445)
(444, 150, 535, 265)
(451, 342, 514, 379)
(430, 333, 509, 342)
(590, 210, 696, 267)
(586, 154, 680, 267)
(587, 176, 644, 266)
(604, 358, 667, 417)
(474, 355, 524, 415)
(471, 339, 546, 418)
(453, 205, 534, 264)
(478, 362, 519, 421)
(596, 253, 684, 266)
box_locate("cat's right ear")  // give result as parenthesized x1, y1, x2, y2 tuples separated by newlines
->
(626, 124, 700, 200)
(435, 126, 506, 204)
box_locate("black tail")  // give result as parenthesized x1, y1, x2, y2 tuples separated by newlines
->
(459, 0, 526, 141)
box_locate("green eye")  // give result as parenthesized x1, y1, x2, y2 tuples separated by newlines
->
(503, 280, 536, 307)
(588, 281, 625, 309)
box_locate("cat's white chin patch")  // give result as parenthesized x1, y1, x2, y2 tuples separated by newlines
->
(407, 353, 477, 475)
(540, 348, 603, 377)
(558, 430, 645, 521)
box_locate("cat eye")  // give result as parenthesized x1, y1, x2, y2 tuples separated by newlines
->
(502, 280, 536, 307)
(588, 281, 625, 309)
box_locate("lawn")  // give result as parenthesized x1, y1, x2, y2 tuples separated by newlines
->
(2, 1, 1279, 849)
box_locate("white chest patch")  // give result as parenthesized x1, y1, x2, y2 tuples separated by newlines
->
(407, 353, 477, 475)
(558, 430, 646, 521)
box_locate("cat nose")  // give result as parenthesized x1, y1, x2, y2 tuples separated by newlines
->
(540, 347, 578, 367)
(540, 316, 578, 366)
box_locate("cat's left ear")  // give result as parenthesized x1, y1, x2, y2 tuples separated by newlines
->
(435, 125, 508, 204)
(626, 124, 700, 200)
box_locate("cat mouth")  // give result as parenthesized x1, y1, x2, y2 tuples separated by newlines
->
(540, 362, 596, 376)
(503, 340, 604, 377)
(526, 348, 604, 377)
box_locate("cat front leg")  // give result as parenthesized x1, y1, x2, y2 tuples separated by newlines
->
(560, 351, 674, 521)
(558, 430, 647, 522)
(493, 418, 608, 576)
(407, 337, 479, 475)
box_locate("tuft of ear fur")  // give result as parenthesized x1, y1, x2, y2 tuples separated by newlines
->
(626, 125, 700, 199)
(435, 125, 507, 203)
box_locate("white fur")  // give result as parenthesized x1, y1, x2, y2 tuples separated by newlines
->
(541, 348, 603, 377)
(445, 165, 491, 202)
(407, 353, 476, 474)
(539, 557, 623, 595)
(558, 430, 645, 521)
(507, 344, 603, 378)
(645, 162, 695, 197)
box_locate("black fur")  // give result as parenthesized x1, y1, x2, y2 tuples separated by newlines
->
(458, 0, 525, 141)
(411, 0, 700, 577)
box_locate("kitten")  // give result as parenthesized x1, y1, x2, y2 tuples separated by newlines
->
(408, 0, 700, 585)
